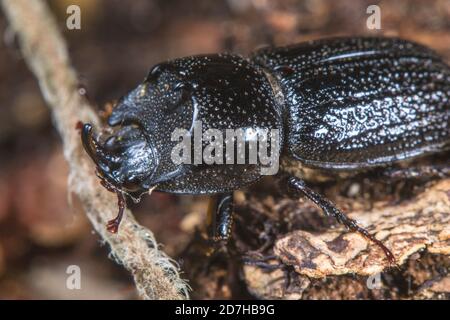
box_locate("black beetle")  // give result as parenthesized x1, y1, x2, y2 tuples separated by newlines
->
(81, 37, 450, 264)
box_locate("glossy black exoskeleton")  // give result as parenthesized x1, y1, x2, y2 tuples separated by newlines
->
(81, 37, 450, 264)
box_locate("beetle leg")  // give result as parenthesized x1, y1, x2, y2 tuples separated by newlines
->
(207, 193, 234, 244)
(285, 176, 397, 265)
(241, 253, 282, 271)
(383, 165, 450, 180)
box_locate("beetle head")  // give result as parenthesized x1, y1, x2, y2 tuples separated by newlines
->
(81, 122, 159, 194)
(81, 62, 198, 194)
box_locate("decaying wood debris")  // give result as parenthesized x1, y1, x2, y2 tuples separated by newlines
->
(181, 163, 450, 299)
(239, 174, 450, 299)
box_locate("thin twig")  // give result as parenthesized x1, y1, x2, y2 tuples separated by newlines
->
(1, 0, 189, 299)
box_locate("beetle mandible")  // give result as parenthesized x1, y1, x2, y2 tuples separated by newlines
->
(81, 37, 450, 264)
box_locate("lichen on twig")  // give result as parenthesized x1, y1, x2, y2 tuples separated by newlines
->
(1, 0, 189, 299)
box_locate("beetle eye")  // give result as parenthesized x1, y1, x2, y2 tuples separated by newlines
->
(174, 82, 191, 101)
(164, 82, 192, 114)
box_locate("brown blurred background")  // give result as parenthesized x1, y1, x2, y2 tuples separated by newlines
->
(0, 0, 449, 299)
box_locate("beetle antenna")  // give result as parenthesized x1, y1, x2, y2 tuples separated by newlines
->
(106, 190, 125, 234)
(94, 169, 126, 233)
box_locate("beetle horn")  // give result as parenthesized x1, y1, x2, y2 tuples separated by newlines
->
(81, 123, 99, 164)
(81, 123, 119, 170)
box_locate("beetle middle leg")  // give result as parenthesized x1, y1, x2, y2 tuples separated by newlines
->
(284, 176, 396, 265)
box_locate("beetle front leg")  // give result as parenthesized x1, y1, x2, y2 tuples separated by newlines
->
(206, 193, 234, 245)
(284, 176, 396, 265)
